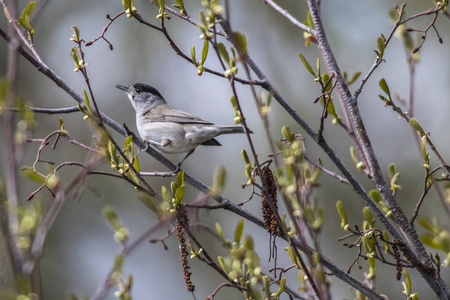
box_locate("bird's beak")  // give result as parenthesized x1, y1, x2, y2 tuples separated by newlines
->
(115, 85, 129, 92)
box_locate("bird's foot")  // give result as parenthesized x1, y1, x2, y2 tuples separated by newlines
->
(141, 140, 149, 152)
(170, 163, 182, 176)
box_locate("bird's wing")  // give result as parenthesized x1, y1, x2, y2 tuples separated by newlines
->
(143, 104, 214, 124)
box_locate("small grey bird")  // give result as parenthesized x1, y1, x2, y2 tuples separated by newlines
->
(116, 83, 247, 167)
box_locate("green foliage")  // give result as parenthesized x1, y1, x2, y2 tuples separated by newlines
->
(369, 189, 391, 217)
(388, 163, 402, 192)
(298, 53, 316, 77)
(409, 118, 426, 137)
(418, 216, 450, 265)
(281, 125, 295, 143)
(70, 25, 80, 43)
(233, 31, 248, 56)
(173, 0, 186, 14)
(190, 41, 209, 75)
(374, 35, 385, 60)
(16, 1, 36, 40)
(211, 165, 226, 195)
(230, 95, 242, 124)
(343, 71, 362, 86)
(102, 205, 129, 243)
(336, 200, 349, 230)
(402, 268, 420, 299)
(122, 0, 137, 17)
(350, 147, 364, 172)
(363, 207, 374, 228)
(216, 220, 265, 299)
(156, 0, 169, 19)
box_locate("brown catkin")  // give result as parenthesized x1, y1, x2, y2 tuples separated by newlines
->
(176, 205, 195, 292)
(392, 242, 402, 280)
(393, 238, 436, 279)
(261, 166, 278, 236)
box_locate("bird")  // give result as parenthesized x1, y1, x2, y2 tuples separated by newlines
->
(116, 83, 248, 168)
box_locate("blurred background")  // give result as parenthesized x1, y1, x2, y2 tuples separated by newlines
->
(1, 0, 449, 299)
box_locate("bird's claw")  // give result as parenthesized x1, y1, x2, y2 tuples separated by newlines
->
(141, 140, 149, 152)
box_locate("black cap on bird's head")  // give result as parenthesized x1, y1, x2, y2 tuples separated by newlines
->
(116, 83, 166, 114)
(115, 83, 164, 98)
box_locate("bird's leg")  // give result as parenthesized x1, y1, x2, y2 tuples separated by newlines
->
(172, 149, 195, 174)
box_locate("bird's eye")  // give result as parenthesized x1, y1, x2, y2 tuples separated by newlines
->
(135, 87, 141, 94)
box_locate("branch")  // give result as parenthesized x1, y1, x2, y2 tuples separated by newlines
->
(6, 105, 81, 114)
(217, 6, 404, 273)
(90, 220, 168, 300)
(262, 0, 316, 35)
(1, 0, 43, 63)
(304, 0, 450, 297)
(1, 0, 23, 277)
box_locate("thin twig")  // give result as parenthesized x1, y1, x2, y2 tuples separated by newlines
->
(6, 105, 80, 114)
(90, 220, 168, 300)
(1, 0, 44, 63)
(262, 0, 316, 35)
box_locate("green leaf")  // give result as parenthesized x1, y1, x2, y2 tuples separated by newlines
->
(241, 149, 250, 164)
(217, 43, 230, 66)
(122, 0, 132, 10)
(369, 190, 382, 204)
(322, 73, 331, 91)
(421, 135, 428, 166)
(326, 98, 338, 118)
(281, 125, 295, 142)
(114, 254, 125, 271)
(402, 268, 411, 295)
(201, 41, 209, 64)
(376, 36, 385, 58)
(218, 256, 229, 273)
(161, 185, 171, 202)
(409, 118, 425, 137)
(275, 277, 286, 296)
(176, 171, 184, 190)
(316, 58, 321, 78)
(336, 200, 347, 228)
(174, 185, 185, 207)
(349, 146, 359, 165)
(379, 78, 391, 98)
(102, 205, 121, 230)
(21, 167, 46, 185)
(199, 10, 208, 27)
(137, 191, 159, 213)
(216, 223, 227, 245)
(363, 207, 374, 228)
(21, 1, 36, 19)
(262, 276, 271, 297)
(233, 31, 247, 55)
(234, 218, 244, 243)
(190, 46, 197, 65)
(174, 0, 185, 12)
(347, 71, 361, 85)
(71, 25, 80, 42)
(212, 165, 226, 193)
(388, 163, 397, 179)
(298, 53, 315, 77)
(416, 216, 436, 233)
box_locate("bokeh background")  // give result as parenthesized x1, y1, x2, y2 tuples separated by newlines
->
(1, 0, 449, 299)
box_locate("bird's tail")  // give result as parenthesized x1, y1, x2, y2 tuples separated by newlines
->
(218, 125, 251, 134)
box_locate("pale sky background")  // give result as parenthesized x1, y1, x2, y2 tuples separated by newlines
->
(1, 0, 449, 299)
